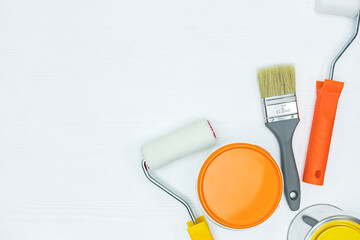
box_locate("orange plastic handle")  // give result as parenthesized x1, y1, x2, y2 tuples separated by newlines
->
(303, 79, 344, 186)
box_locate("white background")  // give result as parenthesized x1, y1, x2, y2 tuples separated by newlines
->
(0, 0, 359, 239)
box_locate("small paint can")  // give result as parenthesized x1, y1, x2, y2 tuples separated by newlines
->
(288, 204, 360, 240)
(196, 143, 283, 229)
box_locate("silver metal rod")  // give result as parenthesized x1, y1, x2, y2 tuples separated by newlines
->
(141, 159, 198, 225)
(329, 11, 360, 80)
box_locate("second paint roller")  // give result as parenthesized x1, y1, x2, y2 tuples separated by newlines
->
(141, 119, 216, 240)
(303, 0, 360, 185)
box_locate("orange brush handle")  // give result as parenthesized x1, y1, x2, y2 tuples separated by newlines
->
(303, 79, 344, 186)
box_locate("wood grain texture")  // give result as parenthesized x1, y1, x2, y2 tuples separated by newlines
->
(0, 0, 359, 239)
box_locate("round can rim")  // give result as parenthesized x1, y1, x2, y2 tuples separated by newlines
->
(305, 215, 360, 240)
(196, 142, 283, 229)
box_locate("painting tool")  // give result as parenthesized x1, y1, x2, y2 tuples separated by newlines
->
(141, 118, 216, 240)
(303, 0, 360, 185)
(257, 64, 301, 211)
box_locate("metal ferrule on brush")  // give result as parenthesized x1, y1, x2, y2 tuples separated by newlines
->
(262, 93, 299, 123)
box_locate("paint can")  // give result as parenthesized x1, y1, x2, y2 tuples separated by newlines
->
(288, 204, 360, 240)
(196, 143, 283, 229)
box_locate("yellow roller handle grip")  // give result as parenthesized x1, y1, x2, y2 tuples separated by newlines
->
(186, 216, 214, 240)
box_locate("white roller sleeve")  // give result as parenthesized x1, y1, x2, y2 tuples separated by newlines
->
(141, 119, 216, 170)
(315, 0, 360, 17)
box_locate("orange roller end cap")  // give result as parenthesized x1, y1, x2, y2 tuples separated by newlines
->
(197, 143, 283, 229)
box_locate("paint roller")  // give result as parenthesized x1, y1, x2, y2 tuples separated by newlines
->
(141, 118, 216, 240)
(303, 0, 360, 185)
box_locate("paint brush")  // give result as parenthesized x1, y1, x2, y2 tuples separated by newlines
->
(257, 64, 301, 211)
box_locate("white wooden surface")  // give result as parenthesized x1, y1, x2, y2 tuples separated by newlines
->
(0, 0, 359, 239)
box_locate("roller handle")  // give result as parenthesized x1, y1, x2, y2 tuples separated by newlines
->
(266, 118, 301, 211)
(303, 80, 344, 186)
(187, 216, 214, 240)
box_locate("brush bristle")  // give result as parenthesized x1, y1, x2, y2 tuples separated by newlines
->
(257, 65, 296, 98)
